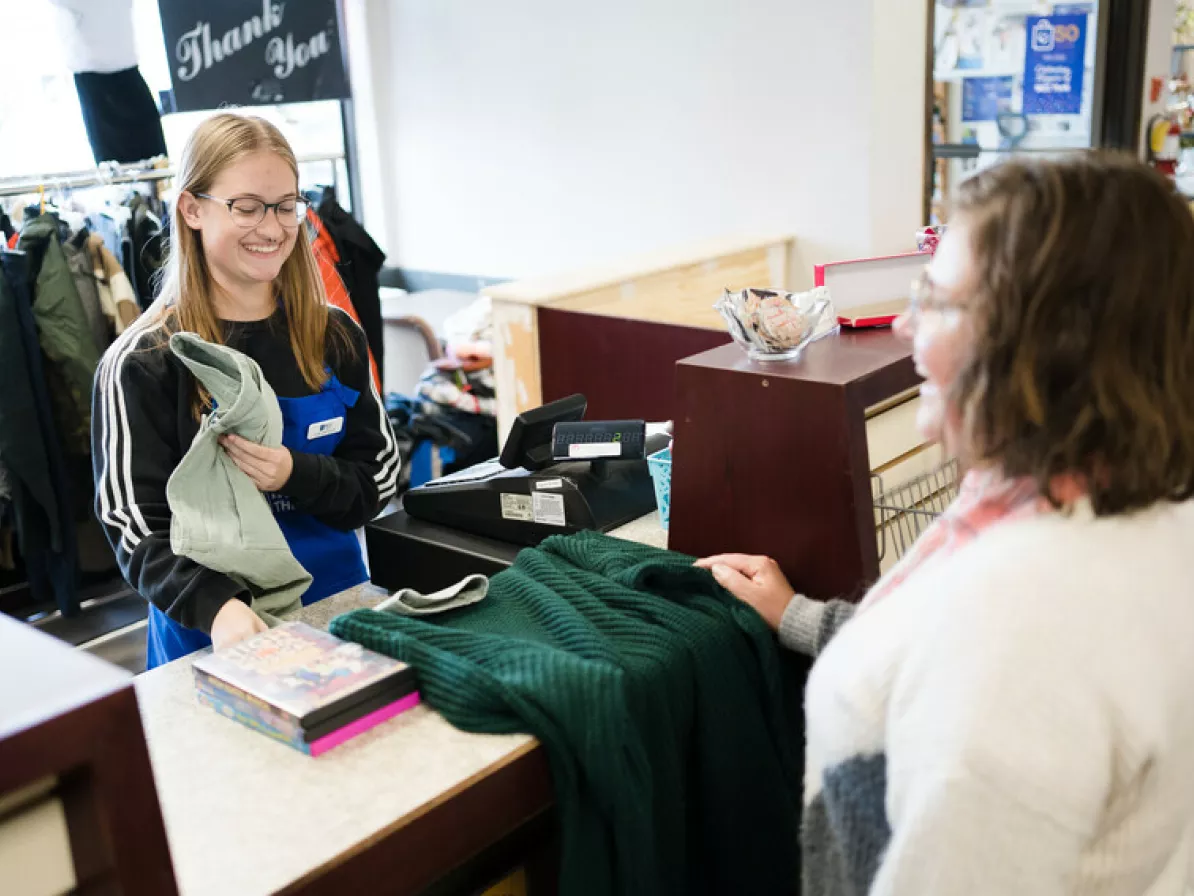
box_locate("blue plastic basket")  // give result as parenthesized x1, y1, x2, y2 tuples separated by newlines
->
(647, 446, 673, 530)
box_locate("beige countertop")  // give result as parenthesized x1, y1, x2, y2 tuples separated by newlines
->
(135, 514, 666, 896)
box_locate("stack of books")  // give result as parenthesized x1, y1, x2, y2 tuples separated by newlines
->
(192, 622, 419, 756)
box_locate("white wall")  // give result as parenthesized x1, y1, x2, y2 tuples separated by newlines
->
(344, 0, 399, 254)
(870, 0, 929, 256)
(1140, 0, 1178, 156)
(351, 0, 928, 288)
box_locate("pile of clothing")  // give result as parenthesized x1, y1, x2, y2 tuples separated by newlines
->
(385, 296, 499, 490)
(383, 395, 492, 494)
(414, 295, 496, 416)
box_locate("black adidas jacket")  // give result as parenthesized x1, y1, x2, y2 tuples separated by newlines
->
(91, 307, 400, 633)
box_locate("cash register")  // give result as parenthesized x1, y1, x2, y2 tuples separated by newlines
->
(365, 395, 669, 593)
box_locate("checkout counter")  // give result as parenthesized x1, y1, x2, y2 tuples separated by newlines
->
(134, 393, 671, 894)
(132, 512, 665, 896)
(130, 399, 672, 894)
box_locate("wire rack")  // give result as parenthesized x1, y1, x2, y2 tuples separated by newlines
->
(872, 458, 959, 562)
(0, 152, 345, 198)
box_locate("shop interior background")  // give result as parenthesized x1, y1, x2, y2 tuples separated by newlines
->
(3, 0, 1186, 290)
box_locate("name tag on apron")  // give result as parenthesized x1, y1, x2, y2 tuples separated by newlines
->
(307, 417, 345, 440)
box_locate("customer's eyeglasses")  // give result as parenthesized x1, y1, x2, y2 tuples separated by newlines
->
(908, 269, 972, 319)
(194, 193, 309, 229)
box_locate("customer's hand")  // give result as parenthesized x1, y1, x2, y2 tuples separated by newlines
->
(220, 434, 293, 492)
(211, 598, 268, 650)
(695, 554, 795, 632)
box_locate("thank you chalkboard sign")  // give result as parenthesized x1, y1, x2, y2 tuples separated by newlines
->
(158, 1, 350, 112)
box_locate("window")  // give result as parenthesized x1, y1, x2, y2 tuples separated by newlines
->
(1, 0, 349, 200)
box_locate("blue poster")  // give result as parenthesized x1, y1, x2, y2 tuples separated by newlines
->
(1023, 14, 1088, 116)
(962, 76, 1014, 122)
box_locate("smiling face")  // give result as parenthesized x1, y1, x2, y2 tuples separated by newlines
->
(177, 150, 299, 315)
(893, 222, 979, 451)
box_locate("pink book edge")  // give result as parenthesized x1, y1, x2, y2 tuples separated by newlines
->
(817, 250, 927, 273)
(838, 313, 899, 329)
(308, 691, 422, 757)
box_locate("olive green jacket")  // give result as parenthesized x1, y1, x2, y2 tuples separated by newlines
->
(17, 216, 101, 455)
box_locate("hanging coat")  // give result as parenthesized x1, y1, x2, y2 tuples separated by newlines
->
(0, 251, 80, 615)
(0, 257, 61, 551)
(126, 193, 165, 309)
(317, 197, 386, 381)
(17, 216, 102, 457)
(87, 232, 139, 335)
(63, 231, 113, 353)
(307, 209, 382, 394)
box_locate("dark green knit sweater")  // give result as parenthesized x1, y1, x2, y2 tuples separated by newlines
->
(330, 531, 806, 896)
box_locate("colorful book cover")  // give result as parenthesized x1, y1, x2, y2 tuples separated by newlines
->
(196, 686, 421, 756)
(197, 687, 307, 753)
(192, 622, 415, 727)
(196, 678, 306, 741)
(196, 674, 415, 742)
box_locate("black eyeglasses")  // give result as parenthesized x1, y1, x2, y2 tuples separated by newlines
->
(194, 193, 309, 229)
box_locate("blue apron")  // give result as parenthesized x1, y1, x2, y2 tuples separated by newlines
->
(146, 373, 369, 668)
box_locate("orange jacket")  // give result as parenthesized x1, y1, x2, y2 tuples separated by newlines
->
(308, 210, 382, 395)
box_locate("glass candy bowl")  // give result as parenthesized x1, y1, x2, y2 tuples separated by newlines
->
(714, 286, 834, 362)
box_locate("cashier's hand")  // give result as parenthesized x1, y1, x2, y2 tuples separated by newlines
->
(211, 598, 269, 650)
(220, 434, 293, 492)
(694, 554, 795, 632)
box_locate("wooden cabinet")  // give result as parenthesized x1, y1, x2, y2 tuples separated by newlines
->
(0, 617, 176, 895)
(668, 330, 925, 601)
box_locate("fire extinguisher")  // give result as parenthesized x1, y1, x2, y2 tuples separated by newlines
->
(1148, 114, 1182, 178)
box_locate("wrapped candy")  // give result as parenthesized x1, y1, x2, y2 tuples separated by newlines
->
(714, 286, 835, 362)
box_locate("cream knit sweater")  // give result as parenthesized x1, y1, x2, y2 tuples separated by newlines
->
(800, 498, 1194, 895)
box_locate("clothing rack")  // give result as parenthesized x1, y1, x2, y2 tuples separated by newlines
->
(0, 152, 347, 199)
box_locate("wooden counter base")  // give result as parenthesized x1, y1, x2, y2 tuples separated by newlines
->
(278, 741, 556, 896)
(136, 515, 665, 895)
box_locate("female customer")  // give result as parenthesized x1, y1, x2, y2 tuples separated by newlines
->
(699, 155, 1194, 894)
(93, 114, 400, 668)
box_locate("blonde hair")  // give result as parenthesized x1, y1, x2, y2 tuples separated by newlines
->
(152, 113, 346, 413)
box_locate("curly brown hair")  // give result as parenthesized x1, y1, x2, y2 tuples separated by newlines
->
(951, 153, 1194, 516)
